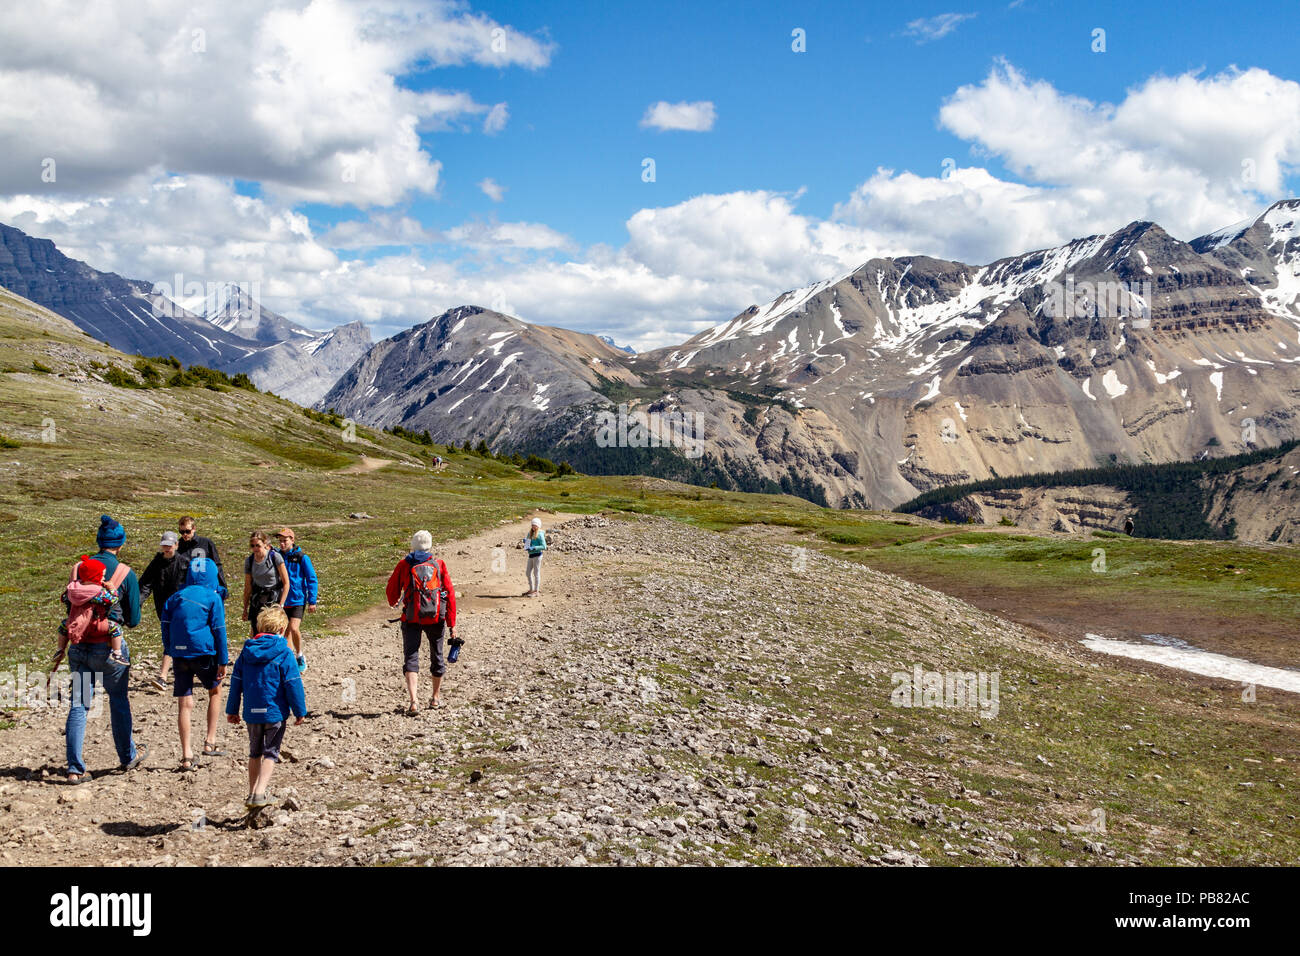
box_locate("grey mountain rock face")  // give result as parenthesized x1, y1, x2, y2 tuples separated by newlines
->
(322, 306, 638, 445)
(327, 201, 1300, 510)
(208, 285, 373, 406)
(0, 222, 257, 368)
(0, 226, 373, 406)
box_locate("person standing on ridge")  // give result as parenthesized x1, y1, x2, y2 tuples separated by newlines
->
(386, 531, 457, 715)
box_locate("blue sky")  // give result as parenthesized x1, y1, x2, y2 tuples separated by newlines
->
(1, 0, 1298, 348)
(369, 0, 1300, 248)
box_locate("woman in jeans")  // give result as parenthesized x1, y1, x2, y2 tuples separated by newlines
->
(242, 531, 290, 635)
(60, 514, 148, 782)
(523, 517, 547, 597)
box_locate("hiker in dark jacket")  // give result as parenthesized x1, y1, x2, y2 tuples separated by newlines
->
(140, 530, 189, 689)
(177, 515, 228, 599)
(59, 514, 147, 783)
(226, 605, 306, 808)
(385, 530, 457, 715)
(161, 556, 229, 770)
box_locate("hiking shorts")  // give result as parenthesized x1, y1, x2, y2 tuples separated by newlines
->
(401, 621, 445, 677)
(284, 605, 306, 620)
(172, 655, 221, 697)
(247, 721, 286, 762)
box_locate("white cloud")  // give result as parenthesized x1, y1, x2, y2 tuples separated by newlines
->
(904, 13, 976, 43)
(640, 100, 717, 132)
(478, 177, 507, 201)
(445, 220, 574, 252)
(4, 59, 1300, 353)
(0, 0, 550, 205)
(319, 214, 438, 249)
(833, 62, 1300, 262)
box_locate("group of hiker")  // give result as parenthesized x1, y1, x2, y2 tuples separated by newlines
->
(51, 511, 549, 809)
(55, 515, 318, 805)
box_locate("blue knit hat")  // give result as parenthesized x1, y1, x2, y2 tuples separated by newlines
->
(96, 514, 126, 549)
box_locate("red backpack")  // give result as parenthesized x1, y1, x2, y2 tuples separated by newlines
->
(63, 560, 130, 643)
(404, 557, 449, 625)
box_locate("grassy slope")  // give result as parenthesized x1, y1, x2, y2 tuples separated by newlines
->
(1, 296, 1297, 863)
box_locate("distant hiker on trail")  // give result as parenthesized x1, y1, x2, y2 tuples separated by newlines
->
(177, 516, 228, 599)
(276, 527, 318, 674)
(58, 514, 148, 783)
(243, 531, 289, 635)
(226, 605, 306, 809)
(523, 517, 547, 597)
(386, 530, 457, 715)
(161, 555, 229, 771)
(140, 530, 189, 690)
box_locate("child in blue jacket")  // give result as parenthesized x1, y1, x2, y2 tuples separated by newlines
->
(226, 605, 307, 808)
(160, 556, 229, 770)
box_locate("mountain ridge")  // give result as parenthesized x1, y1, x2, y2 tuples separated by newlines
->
(327, 199, 1300, 510)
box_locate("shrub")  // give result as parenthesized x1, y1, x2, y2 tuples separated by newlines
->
(103, 366, 144, 389)
(31, 361, 52, 374)
(523, 454, 557, 474)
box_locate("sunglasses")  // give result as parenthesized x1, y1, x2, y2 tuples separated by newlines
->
(178, 529, 195, 536)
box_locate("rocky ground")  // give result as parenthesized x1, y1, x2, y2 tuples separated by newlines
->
(0, 513, 1294, 866)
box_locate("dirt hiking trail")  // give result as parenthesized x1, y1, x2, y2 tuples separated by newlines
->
(1, 512, 1288, 867)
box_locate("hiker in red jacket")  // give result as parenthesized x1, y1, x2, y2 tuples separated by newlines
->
(385, 530, 457, 716)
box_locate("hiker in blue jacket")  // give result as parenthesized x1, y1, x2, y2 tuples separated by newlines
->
(275, 527, 318, 674)
(161, 555, 229, 771)
(226, 605, 307, 808)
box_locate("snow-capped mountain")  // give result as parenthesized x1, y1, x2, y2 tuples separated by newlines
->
(195, 284, 373, 406)
(321, 305, 640, 446)
(329, 200, 1300, 509)
(198, 283, 319, 345)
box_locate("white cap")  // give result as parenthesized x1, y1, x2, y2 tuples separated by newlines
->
(530, 517, 542, 527)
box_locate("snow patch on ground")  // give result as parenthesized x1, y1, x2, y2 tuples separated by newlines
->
(1082, 634, 1300, 694)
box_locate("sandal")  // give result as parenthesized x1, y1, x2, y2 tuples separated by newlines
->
(178, 756, 197, 772)
(202, 742, 226, 758)
(122, 743, 148, 772)
(405, 704, 419, 717)
(66, 773, 86, 785)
